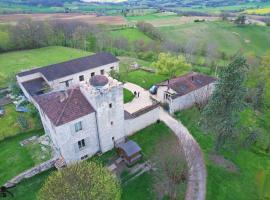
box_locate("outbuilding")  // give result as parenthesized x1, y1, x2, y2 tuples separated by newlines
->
(117, 140, 142, 165)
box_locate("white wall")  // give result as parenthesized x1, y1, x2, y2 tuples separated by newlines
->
(169, 83, 215, 113)
(124, 106, 160, 136)
(49, 62, 119, 91)
(54, 113, 100, 164)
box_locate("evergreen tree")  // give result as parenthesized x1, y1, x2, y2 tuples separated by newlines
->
(202, 56, 248, 151)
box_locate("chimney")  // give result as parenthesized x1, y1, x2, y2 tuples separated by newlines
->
(59, 90, 68, 102)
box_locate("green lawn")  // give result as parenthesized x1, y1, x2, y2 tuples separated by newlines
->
(120, 70, 168, 89)
(5, 170, 53, 200)
(5, 123, 176, 200)
(0, 104, 41, 141)
(0, 46, 90, 88)
(0, 130, 45, 186)
(159, 21, 270, 57)
(123, 88, 135, 103)
(110, 28, 153, 43)
(175, 107, 270, 200)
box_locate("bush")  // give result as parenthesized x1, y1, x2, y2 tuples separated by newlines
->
(38, 162, 121, 200)
(17, 114, 29, 130)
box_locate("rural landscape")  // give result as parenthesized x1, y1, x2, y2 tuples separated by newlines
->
(0, 0, 270, 200)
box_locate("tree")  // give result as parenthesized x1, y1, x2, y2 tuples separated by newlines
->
(202, 56, 248, 151)
(151, 135, 187, 200)
(153, 53, 191, 79)
(38, 162, 121, 200)
(234, 15, 246, 25)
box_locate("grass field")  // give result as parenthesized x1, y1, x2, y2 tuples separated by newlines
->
(0, 46, 90, 88)
(176, 107, 270, 200)
(0, 130, 45, 186)
(244, 7, 270, 15)
(0, 104, 41, 141)
(159, 21, 270, 56)
(5, 122, 178, 200)
(120, 70, 168, 89)
(110, 28, 152, 42)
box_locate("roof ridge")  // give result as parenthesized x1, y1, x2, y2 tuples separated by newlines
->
(55, 88, 76, 126)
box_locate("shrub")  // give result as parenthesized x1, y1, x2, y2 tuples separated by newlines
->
(17, 114, 29, 130)
(38, 162, 121, 200)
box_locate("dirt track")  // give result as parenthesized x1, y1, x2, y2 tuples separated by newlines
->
(0, 13, 127, 25)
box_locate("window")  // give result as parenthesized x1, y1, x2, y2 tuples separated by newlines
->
(78, 139, 86, 149)
(110, 66, 114, 70)
(75, 121, 82, 132)
(91, 72, 95, 77)
(81, 155, 88, 160)
(60, 79, 73, 88)
(79, 75, 84, 82)
(109, 103, 112, 108)
(111, 121, 114, 125)
(65, 80, 70, 87)
(100, 69, 105, 75)
(164, 93, 171, 100)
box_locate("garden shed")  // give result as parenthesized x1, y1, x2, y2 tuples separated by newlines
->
(117, 140, 142, 165)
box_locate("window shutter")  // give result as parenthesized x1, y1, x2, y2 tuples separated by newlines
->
(70, 124, 75, 134)
(74, 142, 79, 153)
(85, 137, 91, 147)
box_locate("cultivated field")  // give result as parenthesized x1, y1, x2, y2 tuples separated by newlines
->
(159, 21, 270, 56)
(0, 13, 127, 26)
(127, 13, 219, 27)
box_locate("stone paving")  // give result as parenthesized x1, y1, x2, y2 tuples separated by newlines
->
(159, 110, 206, 200)
(123, 82, 154, 114)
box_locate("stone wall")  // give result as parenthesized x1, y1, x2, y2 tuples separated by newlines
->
(125, 104, 160, 136)
(4, 158, 57, 188)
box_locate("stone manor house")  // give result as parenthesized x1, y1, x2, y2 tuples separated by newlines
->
(17, 52, 215, 165)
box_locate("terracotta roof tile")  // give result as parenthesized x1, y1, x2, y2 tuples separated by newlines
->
(158, 72, 216, 98)
(34, 88, 95, 126)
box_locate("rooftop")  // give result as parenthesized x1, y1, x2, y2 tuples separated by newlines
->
(34, 88, 95, 126)
(21, 77, 49, 97)
(158, 72, 216, 98)
(90, 75, 109, 87)
(17, 52, 119, 81)
(118, 140, 141, 157)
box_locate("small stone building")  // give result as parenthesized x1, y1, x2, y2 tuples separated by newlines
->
(117, 140, 142, 165)
(155, 72, 216, 113)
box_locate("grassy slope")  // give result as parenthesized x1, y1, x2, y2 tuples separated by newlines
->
(159, 21, 270, 56)
(0, 46, 90, 88)
(0, 130, 44, 186)
(175, 107, 270, 200)
(110, 28, 153, 42)
(5, 170, 53, 200)
(0, 104, 40, 141)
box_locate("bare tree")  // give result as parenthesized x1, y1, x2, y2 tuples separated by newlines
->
(184, 38, 198, 63)
(193, 84, 213, 111)
(151, 135, 188, 200)
(205, 42, 219, 68)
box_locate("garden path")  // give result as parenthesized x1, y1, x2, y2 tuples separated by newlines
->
(123, 82, 154, 113)
(159, 110, 206, 200)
